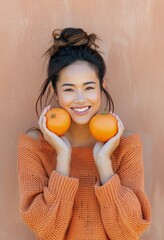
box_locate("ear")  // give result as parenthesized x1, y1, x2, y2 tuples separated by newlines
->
(102, 79, 107, 89)
(50, 82, 58, 98)
(49, 82, 59, 107)
(55, 95, 59, 102)
(50, 82, 54, 94)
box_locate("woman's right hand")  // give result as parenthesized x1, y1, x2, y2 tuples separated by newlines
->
(38, 105, 72, 156)
(38, 105, 72, 176)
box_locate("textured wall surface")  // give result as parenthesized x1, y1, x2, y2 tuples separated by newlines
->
(0, 0, 164, 239)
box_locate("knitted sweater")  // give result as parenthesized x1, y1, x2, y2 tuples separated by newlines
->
(17, 132, 151, 240)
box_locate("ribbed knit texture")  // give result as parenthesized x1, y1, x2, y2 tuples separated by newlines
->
(17, 132, 151, 240)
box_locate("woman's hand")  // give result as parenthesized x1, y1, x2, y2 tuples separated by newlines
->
(38, 105, 72, 176)
(93, 112, 124, 168)
(38, 105, 72, 155)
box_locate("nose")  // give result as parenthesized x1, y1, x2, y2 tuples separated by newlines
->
(74, 91, 86, 103)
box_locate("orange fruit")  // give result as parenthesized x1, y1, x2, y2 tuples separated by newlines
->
(45, 108, 71, 136)
(89, 112, 118, 142)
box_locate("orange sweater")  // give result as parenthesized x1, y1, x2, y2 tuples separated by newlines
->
(17, 132, 151, 240)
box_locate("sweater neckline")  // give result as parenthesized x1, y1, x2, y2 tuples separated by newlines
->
(19, 131, 141, 151)
(70, 133, 141, 149)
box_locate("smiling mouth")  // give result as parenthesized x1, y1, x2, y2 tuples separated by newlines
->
(71, 106, 91, 113)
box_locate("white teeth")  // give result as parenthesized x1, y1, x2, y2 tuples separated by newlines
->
(72, 107, 90, 112)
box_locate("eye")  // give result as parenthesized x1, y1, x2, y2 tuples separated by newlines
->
(86, 87, 94, 90)
(64, 88, 74, 92)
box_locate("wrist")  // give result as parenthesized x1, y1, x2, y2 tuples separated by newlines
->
(55, 167, 70, 177)
(55, 152, 71, 177)
(97, 157, 114, 185)
(57, 151, 71, 161)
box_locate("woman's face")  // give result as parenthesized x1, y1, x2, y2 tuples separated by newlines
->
(55, 61, 102, 125)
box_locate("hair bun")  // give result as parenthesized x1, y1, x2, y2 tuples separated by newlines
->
(60, 28, 88, 46)
(87, 33, 99, 48)
(47, 27, 100, 56)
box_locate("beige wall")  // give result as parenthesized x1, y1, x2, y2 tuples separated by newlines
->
(1, 0, 163, 239)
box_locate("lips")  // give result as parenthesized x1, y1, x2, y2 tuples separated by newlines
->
(71, 106, 91, 113)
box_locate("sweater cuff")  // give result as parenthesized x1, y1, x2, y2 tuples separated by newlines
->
(48, 170, 79, 201)
(94, 173, 122, 205)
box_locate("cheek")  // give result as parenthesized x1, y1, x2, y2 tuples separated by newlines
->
(58, 94, 73, 107)
(96, 92, 102, 109)
(91, 90, 101, 103)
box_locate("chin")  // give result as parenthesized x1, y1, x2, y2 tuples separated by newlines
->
(72, 120, 90, 126)
(71, 117, 91, 126)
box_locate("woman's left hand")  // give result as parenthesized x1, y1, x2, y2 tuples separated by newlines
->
(93, 112, 124, 167)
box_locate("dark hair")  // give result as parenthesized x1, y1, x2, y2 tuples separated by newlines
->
(26, 27, 114, 134)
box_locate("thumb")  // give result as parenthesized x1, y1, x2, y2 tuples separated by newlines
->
(60, 135, 71, 149)
(93, 141, 103, 159)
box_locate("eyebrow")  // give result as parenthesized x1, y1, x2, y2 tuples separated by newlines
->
(61, 81, 96, 87)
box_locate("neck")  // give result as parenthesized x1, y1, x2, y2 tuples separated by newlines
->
(65, 122, 96, 147)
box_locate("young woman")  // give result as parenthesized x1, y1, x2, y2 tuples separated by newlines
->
(17, 27, 151, 240)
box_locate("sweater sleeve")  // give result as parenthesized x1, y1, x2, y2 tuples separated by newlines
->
(17, 142, 79, 240)
(94, 139, 151, 240)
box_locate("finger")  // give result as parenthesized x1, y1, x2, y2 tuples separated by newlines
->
(111, 121, 123, 138)
(117, 122, 124, 136)
(114, 115, 124, 130)
(38, 107, 48, 127)
(113, 113, 120, 121)
(110, 112, 119, 121)
(118, 118, 124, 130)
(42, 116, 52, 135)
(42, 117, 67, 151)
(41, 116, 55, 140)
(38, 105, 51, 128)
(41, 105, 51, 117)
(109, 111, 115, 116)
(120, 121, 124, 130)
(39, 111, 50, 134)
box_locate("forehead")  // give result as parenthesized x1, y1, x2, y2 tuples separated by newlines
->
(58, 61, 99, 85)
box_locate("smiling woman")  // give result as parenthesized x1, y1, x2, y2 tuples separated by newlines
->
(17, 27, 151, 240)
(54, 61, 102, 129)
